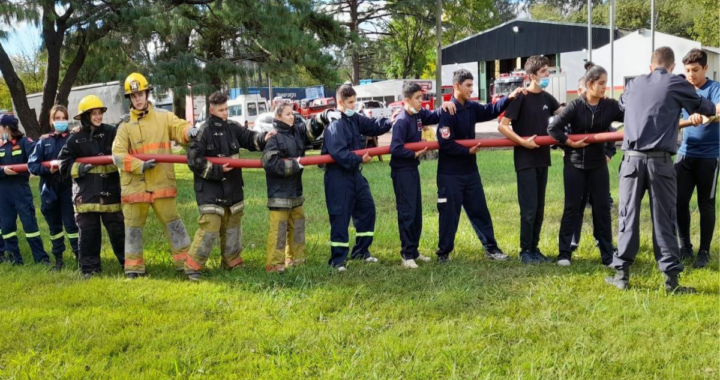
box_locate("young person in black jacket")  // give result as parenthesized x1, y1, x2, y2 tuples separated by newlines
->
(548, 65, 624, 266)
(58, 96, 125, 277)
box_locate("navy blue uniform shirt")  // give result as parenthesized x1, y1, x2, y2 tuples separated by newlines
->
(390, 107, 442, 171)
(437, 96, 510, 175)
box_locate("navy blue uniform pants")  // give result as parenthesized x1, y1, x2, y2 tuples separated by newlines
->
(325, 169, 376, 267)
(0, 182, 49, 264)
(391, 169, 422, 260)
(436, 172, 498, 257)
(40, 185, 79, 261)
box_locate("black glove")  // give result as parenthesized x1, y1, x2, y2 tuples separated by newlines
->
(78, 164, 93, 177)
(142, 159, 157, 173)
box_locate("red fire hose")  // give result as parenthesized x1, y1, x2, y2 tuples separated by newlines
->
(2, 131, 624, 173)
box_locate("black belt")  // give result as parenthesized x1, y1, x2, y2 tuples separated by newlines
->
(624, 151, 671, 158)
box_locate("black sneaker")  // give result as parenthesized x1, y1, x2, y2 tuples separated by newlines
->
(188, 273, 201, 282)
(437, 255, 450, 264)
(520, 251, 538, 264)
(679, 247, 694, 261)
(126, 273, 145, 280)
(532, 248, 551, 263)
(82, 272, 97, 280)
(693, 250, 710, 269)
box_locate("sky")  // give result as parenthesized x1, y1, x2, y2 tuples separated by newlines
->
(1, 21, 42, 57)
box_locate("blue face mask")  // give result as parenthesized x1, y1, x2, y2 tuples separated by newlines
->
(539, 78, 550, 89)
(343, 109, 355, 117)
(1, 132, 7, 141)
(54, 121, 69, 132)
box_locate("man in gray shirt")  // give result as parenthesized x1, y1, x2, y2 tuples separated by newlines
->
(606, 47, 719, 294)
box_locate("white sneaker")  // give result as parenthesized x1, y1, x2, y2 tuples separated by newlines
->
(416, 254, 432, 262)
(336, 266, 347, 272)
(557, 259, 571, 267)
(364, 256, 379, 263)
(401, 259, 419, 269)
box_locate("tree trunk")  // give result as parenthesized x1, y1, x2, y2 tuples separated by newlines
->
(0, 44, 41, 137)
(38, 6, 66, 135)
(349, 0, 360, 84)
(56, 39, 89, 107)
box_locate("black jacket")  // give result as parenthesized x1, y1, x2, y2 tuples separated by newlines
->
(188, 116, 266, 214)
(261, 117, 322, 209)
(548, 95, 624, 170)
(58, 123, 122, 213)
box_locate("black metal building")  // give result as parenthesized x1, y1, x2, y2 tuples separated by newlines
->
(441, 19, 624, 102)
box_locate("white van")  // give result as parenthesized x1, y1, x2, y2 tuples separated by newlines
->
(228, 94, 268, 127)
(195, 94, 269, 128)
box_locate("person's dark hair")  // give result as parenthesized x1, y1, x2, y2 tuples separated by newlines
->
(208, 91, 229, 106)
(336, 84, 356, 100)
(583, 61, 595, 71)
(0, 115, 24, 138)
(682, 48, 708, 67)
(452, 69, 473, 85)
(585, 65, 607, 85)
(525, 55, 549, 76)
(402, 82, 423, 99)
(651, 46, 675, 68)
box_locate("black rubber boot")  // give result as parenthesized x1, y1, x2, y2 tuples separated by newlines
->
(664, 273, 696, 294)
(693, 250, 709, 269)
(605, 268, 629, 290)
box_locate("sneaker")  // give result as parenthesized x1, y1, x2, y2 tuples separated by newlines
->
(401, 259, 418, 269)
(519, 251, 538, 264)
(485, 248, 509, 261)
(693, 250, 710, 269)
(437, 255, 450, 264)
(187, 273, 201, 282)
(532, 249, 551, 263)
(557, 259, 571, 267)
(416, 254, 432, 262)
(364, 256, 379, 263)
(335, 265, 347, 273)
(126, 273, 145, 280)
(679, 247, 694, 261)
(82, 272, 96, 280)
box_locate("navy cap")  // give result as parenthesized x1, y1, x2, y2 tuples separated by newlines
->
(0, 114, 19, 127)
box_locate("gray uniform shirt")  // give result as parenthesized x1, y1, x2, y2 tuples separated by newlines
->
(619, 67, 716, 153)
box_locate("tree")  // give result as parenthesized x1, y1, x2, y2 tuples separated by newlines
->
(0, 0, 216, 138)
(325, 0, 392, 84)
(689, 0, 720, 47)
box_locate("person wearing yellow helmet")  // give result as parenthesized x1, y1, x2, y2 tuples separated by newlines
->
(58, 95, 125, 278)
(112, 72, 198, 279)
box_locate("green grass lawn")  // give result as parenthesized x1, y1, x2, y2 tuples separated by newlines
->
(1, 149, 717, 379)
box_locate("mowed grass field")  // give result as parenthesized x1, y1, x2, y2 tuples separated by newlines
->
(0, 149, 717, 379)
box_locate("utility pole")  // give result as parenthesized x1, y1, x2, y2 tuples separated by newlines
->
(435, 0, 442, 108)
(610, 0, 615, 98)
(588, 0, 593, 62)
(650, 0, 655, 52)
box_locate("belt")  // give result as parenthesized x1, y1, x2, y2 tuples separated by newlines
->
(624, 151, 671, 158)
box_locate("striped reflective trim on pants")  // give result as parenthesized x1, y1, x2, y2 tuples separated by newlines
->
(330, 241, 349, 247)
